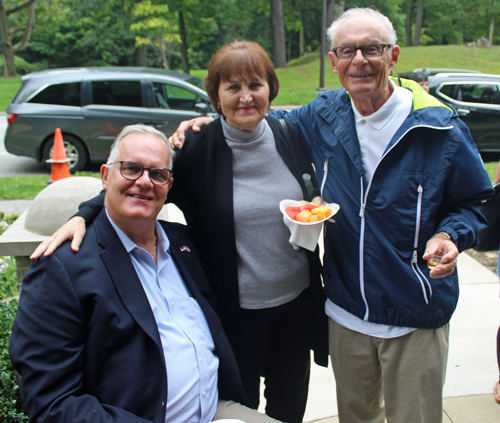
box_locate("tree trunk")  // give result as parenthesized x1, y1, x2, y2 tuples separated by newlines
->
(0, 0, 14, 76)
(178, 10, 189, 74)
(216, 19, 224, 47)
(159, 37, 168, 69)
(270, 0, 286, 68)
(489, 0, 497, 47)
(13, 2, 35, 52)
(331, 0, 345, 20)
(136, 45, 147, 66)
(326, 0, 333, 29)
(299, 6, 304, 57)
(0, 0, 36, 76)
(413, 0, 424, 46)
(406, 0, 415, 46)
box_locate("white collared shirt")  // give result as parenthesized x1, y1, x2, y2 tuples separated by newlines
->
(107, 211, 219, 422)
(353, 78, 413, 182)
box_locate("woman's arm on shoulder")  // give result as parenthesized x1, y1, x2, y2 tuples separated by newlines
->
(30, 191, 105, 259)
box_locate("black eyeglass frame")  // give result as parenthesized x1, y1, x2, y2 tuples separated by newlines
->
(331, 43, 393, 60)
(108, 161, 173, 185)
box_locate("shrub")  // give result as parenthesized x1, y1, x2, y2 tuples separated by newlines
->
(0, 56, 47, 75)
(0, 213, 20, 301)
(0, 299, 27, 422)
(0, 212, 27, 421)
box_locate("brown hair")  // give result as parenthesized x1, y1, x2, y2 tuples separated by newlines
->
(205, 40, 280, 115)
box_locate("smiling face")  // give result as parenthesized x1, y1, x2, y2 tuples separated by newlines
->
(329, 14, 400, 115)
(218, 76, 270, 131)
(101, 132, 173, 236)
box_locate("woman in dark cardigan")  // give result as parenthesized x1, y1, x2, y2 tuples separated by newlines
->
(31, 41, 328, 423)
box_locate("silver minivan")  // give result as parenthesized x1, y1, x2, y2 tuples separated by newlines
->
(5, 67, 214, 171)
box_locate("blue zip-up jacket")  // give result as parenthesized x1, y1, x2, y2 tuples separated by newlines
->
(272, 78, 494, 329)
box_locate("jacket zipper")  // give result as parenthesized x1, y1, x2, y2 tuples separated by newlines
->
(356, 124, 452, 321)
(411, 184, 432, 303)
(358, 177, 370, 320)
(320, 159, 329, 197)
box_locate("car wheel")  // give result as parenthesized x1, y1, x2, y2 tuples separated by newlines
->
(42, 134, 89, 172)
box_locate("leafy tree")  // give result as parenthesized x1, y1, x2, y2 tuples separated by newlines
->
(130, 1, 180, 69)
(0, 0, 36, 76)
(21, 0, 138, 68)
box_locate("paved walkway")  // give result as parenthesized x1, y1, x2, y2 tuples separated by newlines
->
(1, 200, 499, 422)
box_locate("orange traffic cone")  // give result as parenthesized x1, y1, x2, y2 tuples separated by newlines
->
(46, 128, 71, 184)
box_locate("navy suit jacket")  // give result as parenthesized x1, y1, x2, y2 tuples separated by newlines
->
(9, 210, 249, 423)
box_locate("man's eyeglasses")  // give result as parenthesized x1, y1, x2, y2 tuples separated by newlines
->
(108, 161, 173, 185)
(331, 43, 392, 60)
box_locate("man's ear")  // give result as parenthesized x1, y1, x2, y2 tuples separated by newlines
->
(328, 51, 338, 74)
(166, 177, 174, 193)
(100, 164, 109, 190)
(390, 44, 400, 69)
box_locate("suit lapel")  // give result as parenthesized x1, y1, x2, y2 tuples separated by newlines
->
(95, 211, 163, 354)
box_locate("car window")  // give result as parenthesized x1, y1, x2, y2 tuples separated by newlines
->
(439, 83, 500, 105)
(153, 82, 200, 111)
(92, 80, 142, 107)
(27, 82, 81, 106)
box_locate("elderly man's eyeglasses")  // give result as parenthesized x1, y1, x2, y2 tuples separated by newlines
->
(108, 161, 173, 185)
(331, 43, 392, 60)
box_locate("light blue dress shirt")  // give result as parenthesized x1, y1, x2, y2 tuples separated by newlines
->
(107, 211, 219, 422)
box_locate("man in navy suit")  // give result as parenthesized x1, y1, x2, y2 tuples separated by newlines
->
(9, 124, 279, 423)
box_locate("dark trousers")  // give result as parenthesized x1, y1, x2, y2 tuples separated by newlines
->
(240, 288, 312, 423)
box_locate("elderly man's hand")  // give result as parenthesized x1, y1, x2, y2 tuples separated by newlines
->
(422, 233, 459, 278)
(168, 117, 214, 149)
(30, 217, 86, 259)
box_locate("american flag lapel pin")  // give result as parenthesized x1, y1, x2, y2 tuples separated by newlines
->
(180, 245, 191, 252)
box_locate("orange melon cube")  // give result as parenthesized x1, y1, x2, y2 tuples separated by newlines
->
(296, 210, 312, 222)
(308, 215, 321, 222)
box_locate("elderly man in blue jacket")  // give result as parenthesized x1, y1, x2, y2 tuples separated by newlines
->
(34, 7, 493, 423)
(275, 8, 493, 422)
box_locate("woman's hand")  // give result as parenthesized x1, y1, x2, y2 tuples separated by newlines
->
(168, 117, 214, 149)
(30, 217, 86, 259)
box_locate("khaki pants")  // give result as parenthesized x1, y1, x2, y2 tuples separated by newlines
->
(213, 399, 281, 422)
(329, 318, 449, 423)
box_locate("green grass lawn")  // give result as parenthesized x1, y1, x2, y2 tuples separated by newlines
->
(0, 76, 22, 112)
(0, 172, 101, 200)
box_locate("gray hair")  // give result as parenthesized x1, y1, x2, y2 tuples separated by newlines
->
(107, 124, 175, 169)
(327, 7, 397, 49)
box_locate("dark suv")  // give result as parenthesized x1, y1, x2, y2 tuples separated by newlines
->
(399, 70, 500, 153)
(5, 67, 214, 171)
(428, 72, 500, 153)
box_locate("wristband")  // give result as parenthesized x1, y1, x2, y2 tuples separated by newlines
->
(436, 231, 452, 241)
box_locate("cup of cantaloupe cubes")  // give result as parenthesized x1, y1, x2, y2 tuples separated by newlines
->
(279, 199, 340, 225)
